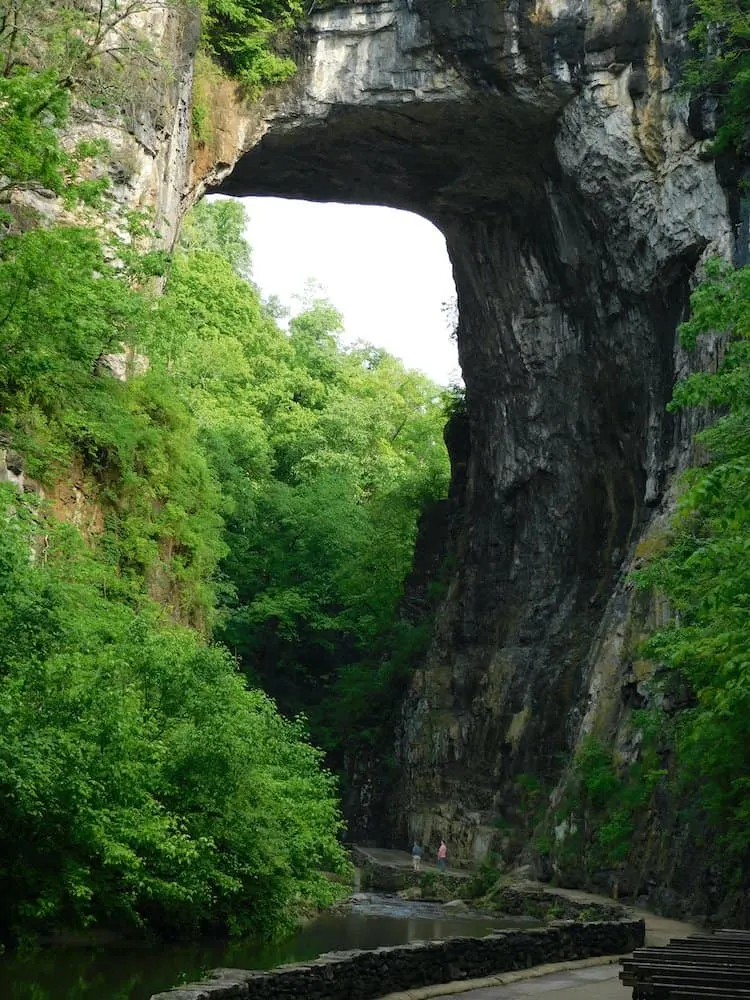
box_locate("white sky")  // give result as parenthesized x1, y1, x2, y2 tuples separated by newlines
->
(239, 197, 461, 386)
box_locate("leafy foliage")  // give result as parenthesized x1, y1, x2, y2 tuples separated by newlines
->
(0, 59, 449, 940)
(636, 260, 750, 866)
(0, 488, 347, 941)
(0, 70, 70, 199)
(0, 216, 356, 939)
(0, 69, 109, 211)
(685, 0, 750, 152)
(0, 6, 451, 939)
(0, 0, 185, 133)
(549, 736, 663, 872)
(145, 207, 451, 752)
(179, 197, 252, 277)
(0, 224, 224, 625)
(200, 0, 304, 89)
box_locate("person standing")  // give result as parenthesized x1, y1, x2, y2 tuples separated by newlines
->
(411, 841, 423, 871)
(437, 839, 447, 871)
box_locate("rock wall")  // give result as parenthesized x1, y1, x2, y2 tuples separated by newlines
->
(106, 0, 734, 906)
(105, 3, 199, 247)
(351, 846, 470, 896)
(390, 2, 732, 863)
(206, 0, 731, 860)
(17, 4, 200, 247)
(150, 918, 644, 1000)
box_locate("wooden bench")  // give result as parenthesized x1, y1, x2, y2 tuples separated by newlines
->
(621, 931, 750, 999)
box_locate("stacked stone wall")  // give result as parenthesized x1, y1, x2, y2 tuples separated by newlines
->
(151, 918, 644, 1000)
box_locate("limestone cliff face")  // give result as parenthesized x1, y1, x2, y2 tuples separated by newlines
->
(22, 4, 200, 246)
(106, 4, 200, 246)
(6, 6, 200, 613)
(95, 0, 732, 904)
(203, 0, 732, 874)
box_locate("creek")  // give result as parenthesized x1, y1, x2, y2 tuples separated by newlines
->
(0, 893, 539, 1000)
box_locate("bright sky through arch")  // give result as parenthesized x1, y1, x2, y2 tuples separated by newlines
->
(240, 197, 461, 386)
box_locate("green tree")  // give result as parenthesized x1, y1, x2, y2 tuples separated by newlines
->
(0, 159, 446, 938)
(0, 487, 348, 941)
(146, 202, 451, 749)
(637, 260, 750, 867)
(685, 0, 750, 152)
(200, 0, 304, 89)
(0, 70, 70, 200)
(0, 3, 371, 948)
(0, 225, 146, 473)
(179, 197, 252, 277)
(0, 223, 225, 624)
(0, 68, 108, 210)
(0, 0, 185, 132)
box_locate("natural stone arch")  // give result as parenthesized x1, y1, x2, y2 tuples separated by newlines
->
(208, 0, 730, 856)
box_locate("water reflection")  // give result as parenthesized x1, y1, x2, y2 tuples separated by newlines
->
(0, 893, 530, 1000)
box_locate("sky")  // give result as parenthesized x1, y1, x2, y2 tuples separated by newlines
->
(238, 197, 461, 386)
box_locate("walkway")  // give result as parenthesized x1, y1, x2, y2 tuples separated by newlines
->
(356, 848, 699, 1000)
(436, 963, 623, 998)
(535, 885, 699, 948)
(390, 904, 699, 1000)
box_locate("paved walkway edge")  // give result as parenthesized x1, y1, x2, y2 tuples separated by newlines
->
(377, 954, 622, 1000)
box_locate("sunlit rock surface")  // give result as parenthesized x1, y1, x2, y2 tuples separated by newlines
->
(198, 0, 732, 903)
(15, 5, 199, 246)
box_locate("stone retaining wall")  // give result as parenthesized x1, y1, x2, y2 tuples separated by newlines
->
(150, 918, 644, 1000)
(362, 865, 469, 897)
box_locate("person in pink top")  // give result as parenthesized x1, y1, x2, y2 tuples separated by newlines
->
(437, 839, 447, 871)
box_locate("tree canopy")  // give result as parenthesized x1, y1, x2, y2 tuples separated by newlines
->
(200, 0, 304, 89)
(636, 260, 750, 874)
(0, 23, 452, 939)
(685, 0, 750, 153)
(0, 487, 346, 939)
(148, 203, 451, 749)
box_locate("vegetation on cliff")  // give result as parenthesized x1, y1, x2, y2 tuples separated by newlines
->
(0, 198, 448, 940)
(148, 198, 450, 753)
(200, 0, 304, 89)
(533, 3, 750, 902)
(0, 11, 451, 941)
(686, 0, 750, 153)
(635, 261, 750, 886)
(0, 144, 349, 939)
(0, 0, 308, 158)
(542, 262, 750, 901)
(0, 486, 346, 939)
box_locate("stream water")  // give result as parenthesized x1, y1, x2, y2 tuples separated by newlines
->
(0, 893, 539, 1000)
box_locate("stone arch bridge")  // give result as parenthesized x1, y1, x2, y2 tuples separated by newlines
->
(199, 0, 729, 859)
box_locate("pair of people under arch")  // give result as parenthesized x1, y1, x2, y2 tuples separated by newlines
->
(411, 838, 447, 871)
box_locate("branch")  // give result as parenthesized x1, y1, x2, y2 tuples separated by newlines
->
(94, 0, 106, 48)
(0, 282, 25, 332)
(2, 4, 20, 78)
